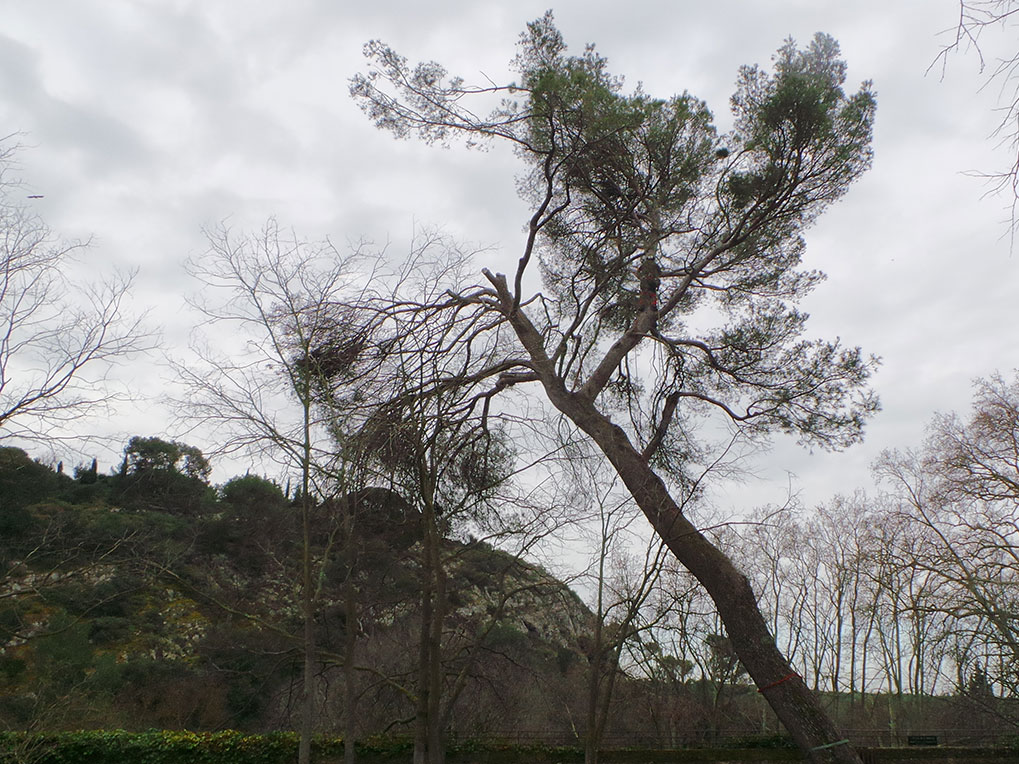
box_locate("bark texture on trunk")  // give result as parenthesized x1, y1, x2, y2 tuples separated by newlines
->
(560, 394, 861, 764)
(452, 263, 870, 764)
(486, 269, 861, 763)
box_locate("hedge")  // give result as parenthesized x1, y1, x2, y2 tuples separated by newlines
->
(0, 730, 320, 764)
(3, 731, 1017, 764)
(0, 732, 802, 764)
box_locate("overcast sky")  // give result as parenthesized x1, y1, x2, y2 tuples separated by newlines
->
(3, 1, 1016, 513)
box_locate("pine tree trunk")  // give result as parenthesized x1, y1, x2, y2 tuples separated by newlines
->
(550, 394, 863, 764)
(486, 269, 862, 763)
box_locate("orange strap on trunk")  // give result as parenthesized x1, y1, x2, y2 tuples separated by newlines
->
(757, 672, 798, 692)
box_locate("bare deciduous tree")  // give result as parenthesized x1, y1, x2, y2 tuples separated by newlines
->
(571, 462, 667, 764)
(180, 219, 388, 764)
(0, 140, 147, 447)
(343, 233, 570, 764)
(876, 372, 1019, 704)
(934, 2, 1019, 230)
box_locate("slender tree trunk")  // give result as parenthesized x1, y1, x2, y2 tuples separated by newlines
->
(415, 498, 447, 764)
(426, 508, 447, 764)
(339, 489, 360, 764)
(488, 272, 862, 763)
(299, 500, 316, 764)
(848, 597, 858, 721)
(833, 592, 845, 696)
(299, 391, 316, 764)
(584, 546, 606, 764)
(584, 647, 605, 764)
(548, 392, 863, 764)
(413, 541, 432, 764)
(593, 646, 622, 753)
(860, 608, 876, 725)
(343, 567, 358, 764)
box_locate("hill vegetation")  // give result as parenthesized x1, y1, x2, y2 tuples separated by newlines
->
(1, 437, 1016, 752)
(0, 439, 601, 738)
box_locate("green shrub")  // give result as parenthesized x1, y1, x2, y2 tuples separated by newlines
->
(0, 730, 306, 764)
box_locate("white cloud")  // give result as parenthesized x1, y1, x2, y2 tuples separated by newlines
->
(0, 0, 1012, 507)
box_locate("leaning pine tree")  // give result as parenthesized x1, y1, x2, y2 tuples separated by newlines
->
(352, 14, 877, 763)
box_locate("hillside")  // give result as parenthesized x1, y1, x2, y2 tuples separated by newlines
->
(2, 443, 1013, 749)
(0, 445, 595, 736)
